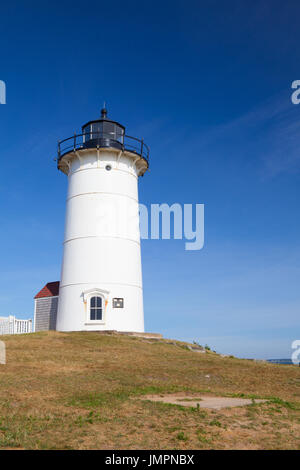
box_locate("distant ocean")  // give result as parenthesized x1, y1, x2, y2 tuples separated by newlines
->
(267, 359, 297, 365)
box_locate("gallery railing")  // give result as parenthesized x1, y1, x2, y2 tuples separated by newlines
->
(57, 131, 149, 165)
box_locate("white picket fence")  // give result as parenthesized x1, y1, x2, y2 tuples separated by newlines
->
(0, 316, 32, 335)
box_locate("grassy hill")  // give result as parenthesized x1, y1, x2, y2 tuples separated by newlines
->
(0, 331, 299, 450)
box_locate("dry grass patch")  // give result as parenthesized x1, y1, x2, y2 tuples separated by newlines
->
(0, 331, 299, 449)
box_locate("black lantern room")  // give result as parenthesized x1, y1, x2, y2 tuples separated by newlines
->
(57, 106, 149, 169)
(82, 106, 125, 151)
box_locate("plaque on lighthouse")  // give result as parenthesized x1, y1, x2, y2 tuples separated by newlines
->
(113, 298, 124, 308)
(55, 106, 149, 333)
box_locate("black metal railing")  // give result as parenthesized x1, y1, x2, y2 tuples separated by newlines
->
(57, 131, 149, 165)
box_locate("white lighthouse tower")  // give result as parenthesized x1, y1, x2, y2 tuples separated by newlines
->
(56, 106, 149, 332)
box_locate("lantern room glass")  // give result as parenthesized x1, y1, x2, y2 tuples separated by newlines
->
(83, 121, 124, 144)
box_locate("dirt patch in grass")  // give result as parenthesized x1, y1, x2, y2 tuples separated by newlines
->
(140, 393, 267, 409)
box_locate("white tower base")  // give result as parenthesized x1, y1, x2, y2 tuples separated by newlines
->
(56, 142, 148, 332)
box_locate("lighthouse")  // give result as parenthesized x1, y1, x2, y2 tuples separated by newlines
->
(55, 107, 149, 332)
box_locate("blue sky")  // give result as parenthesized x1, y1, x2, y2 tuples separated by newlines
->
(1, 0, 300, 358)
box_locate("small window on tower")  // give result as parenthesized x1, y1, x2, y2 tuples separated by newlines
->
(90, 296, 103, 321)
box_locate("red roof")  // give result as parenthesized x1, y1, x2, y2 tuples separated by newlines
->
(35, 281, 60, 299)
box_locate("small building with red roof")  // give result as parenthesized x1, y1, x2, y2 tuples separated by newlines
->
(34, 281, 60, 331)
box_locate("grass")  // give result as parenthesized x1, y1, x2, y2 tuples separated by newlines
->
(175, 397, 203, 402)
(0, 330, 299, 449)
